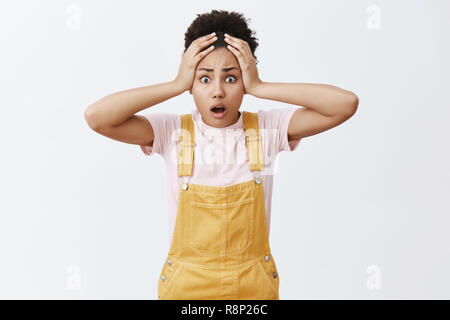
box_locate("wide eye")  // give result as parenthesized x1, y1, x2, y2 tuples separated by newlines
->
(199, 75, 236, 83)
(225, 76, 236, 83)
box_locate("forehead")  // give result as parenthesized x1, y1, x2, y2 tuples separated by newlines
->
(196, 48, 239, 70)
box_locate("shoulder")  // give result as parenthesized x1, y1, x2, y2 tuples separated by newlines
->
(140, 111, 181, 129)
(139, 112, 182, 156)
(256, 108, 298, 130)
(256, 107, 301, 153)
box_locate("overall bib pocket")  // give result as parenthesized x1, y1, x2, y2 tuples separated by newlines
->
(189, 197, 254, 256)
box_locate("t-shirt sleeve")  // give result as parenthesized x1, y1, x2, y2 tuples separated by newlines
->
(138, 112, 180, 156)
(258, 107, 301, 154)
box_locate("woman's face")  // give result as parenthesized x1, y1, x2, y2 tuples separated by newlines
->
(190, 47, 244, 128)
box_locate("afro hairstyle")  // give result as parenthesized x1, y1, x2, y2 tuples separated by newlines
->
(183, 9, 260, 65)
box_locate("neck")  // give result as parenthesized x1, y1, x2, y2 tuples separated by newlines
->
(202, 110, 241, 128)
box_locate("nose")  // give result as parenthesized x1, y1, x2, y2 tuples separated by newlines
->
(212, 80, 225, 99)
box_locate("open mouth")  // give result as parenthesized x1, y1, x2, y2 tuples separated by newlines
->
(210, 104, 228, 119)
(210, 105, 226, 113)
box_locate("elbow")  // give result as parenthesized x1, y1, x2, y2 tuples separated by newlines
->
(344, 92, 359, 117)
(84, 105, 102, 131)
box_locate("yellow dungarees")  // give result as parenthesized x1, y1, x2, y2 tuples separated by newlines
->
(158, 111, 280, 300)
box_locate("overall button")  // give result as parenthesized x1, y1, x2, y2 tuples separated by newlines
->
(181, 183, 188, 191)
(167, 259, 172, 266)
(161, 275, 166, 281)
(273, 272, 278, 278)
(265, 255, 271, 262)
(255, 178, 262, 184)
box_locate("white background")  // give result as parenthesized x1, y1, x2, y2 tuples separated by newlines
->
(1, 0, 449, 299)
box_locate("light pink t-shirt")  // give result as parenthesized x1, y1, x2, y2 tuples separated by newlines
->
(140, 107, 301, 247)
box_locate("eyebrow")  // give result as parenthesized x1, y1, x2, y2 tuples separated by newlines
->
(197, 67, 239, 72)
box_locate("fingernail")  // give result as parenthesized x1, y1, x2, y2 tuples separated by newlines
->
(211, 32, 216, 35)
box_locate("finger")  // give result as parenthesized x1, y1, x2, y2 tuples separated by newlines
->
(224, 34, 242, 44)
(227, 44, 246, 61)
(205, 35, 218, 45)
(225, 34, 247, 47)
(225, 38, 245, 52)
(226, 44, 240, 56)
(194, 35, 217, 53)
(224, 38, 247, 55)
(225, 38, 253, 63)
(187, 33, 216, 54)
(194, 32, 216, 44)
(225, 34, 251, 52)
(196, 44, 215, 60)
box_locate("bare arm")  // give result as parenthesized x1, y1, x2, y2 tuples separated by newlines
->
(84, 80, 185, 146)
(84, 32, 220, 147)
(251, 82, 358, 140)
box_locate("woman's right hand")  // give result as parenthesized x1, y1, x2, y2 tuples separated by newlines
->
(174, 32, 218, 92)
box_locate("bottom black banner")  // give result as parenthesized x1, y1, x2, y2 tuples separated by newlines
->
(1, 299, 447, 318)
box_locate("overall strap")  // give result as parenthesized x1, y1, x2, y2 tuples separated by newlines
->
(178, 114, 195, 177)
(242, 111, 264, 171)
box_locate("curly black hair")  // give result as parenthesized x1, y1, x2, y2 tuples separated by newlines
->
(183, 9, 260, 65)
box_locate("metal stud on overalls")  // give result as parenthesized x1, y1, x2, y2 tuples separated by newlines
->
(157, 111, 280, 300)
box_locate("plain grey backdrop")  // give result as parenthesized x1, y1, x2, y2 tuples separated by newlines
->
(1, 0, 449, 299)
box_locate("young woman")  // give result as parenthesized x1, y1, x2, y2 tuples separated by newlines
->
(84, 10, 359, 300)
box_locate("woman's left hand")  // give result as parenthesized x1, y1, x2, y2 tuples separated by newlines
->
(224, 33, 262, 95)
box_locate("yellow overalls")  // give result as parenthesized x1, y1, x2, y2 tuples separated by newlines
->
(157, 111, 280, 300)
